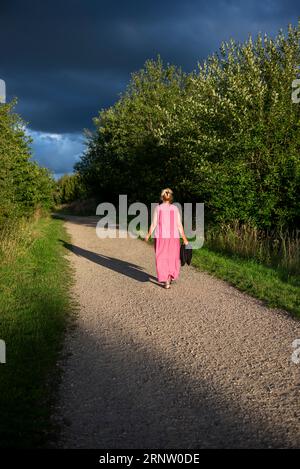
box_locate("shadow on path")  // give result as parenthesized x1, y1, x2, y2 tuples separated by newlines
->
(52, 213, 101, 228)
(55, 321, 296, 449)
(60, 240, 159, 284)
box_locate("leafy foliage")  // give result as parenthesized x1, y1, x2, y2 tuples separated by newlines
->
(55, 173, 86, 204)
(75, 22, 300, 231)
(0, 99, 54, 226)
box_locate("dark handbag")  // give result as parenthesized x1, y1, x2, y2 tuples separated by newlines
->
(180, 243, 193, 266)
(185, 243, 193, 265)
(180, 243, 186, 266)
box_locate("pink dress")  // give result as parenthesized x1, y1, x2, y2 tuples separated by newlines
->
(153, 203, 181, 282)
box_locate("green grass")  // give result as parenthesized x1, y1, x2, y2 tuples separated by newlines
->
(192, 246, 300, 318)
(142, 235, 300, 318)
(0, 216, 74, 448)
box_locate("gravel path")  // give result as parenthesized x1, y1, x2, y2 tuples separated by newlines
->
(54, 215, 300, 449)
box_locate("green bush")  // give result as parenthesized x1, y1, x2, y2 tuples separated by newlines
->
(0, 99, 54, 227)
(56, 173, 86, 204)
(75, 21, 300, 232)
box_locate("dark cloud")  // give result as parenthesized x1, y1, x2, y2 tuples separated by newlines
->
(1, 0, 299, 132)
(0, 0, 299, 173)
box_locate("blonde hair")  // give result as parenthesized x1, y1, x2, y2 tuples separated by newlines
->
(160, 188, 174, 202)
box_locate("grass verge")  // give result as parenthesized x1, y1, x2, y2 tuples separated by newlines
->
(142, 235, 300, 318)
(0, 216, 73, 448)
(192, 246, 300, 318)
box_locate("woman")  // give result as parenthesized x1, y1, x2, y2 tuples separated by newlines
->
(145, 188, 189, 289)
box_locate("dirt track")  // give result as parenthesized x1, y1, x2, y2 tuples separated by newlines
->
(53, 215, 300, 449)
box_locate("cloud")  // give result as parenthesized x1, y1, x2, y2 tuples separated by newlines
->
(2, 1, 298, 130)
(1, 0, 299, 173)
(28, 129, 85, 177)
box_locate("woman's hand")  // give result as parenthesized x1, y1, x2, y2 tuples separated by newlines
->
(183, 238, 189, 246)
(145, 234, 150, 242)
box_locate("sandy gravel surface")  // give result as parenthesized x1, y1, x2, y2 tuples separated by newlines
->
(53, 215, 300, 449)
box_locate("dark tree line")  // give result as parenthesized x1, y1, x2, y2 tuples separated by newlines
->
(73, 22, 300, 232)
(0, 99, 54, 227)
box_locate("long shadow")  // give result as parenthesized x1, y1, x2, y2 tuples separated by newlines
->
(53, 320, 299, 449)
(60, 240, 158, 284)
(52, 213, 102, 228)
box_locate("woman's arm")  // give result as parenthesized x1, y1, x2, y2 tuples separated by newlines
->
(145, 206, 158, 242)
(176, 207, 189, 245)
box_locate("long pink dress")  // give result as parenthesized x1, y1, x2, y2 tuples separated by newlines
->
(153, 203, 181, 282)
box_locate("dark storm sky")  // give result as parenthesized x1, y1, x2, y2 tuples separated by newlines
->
(0, 0, 299, 176)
